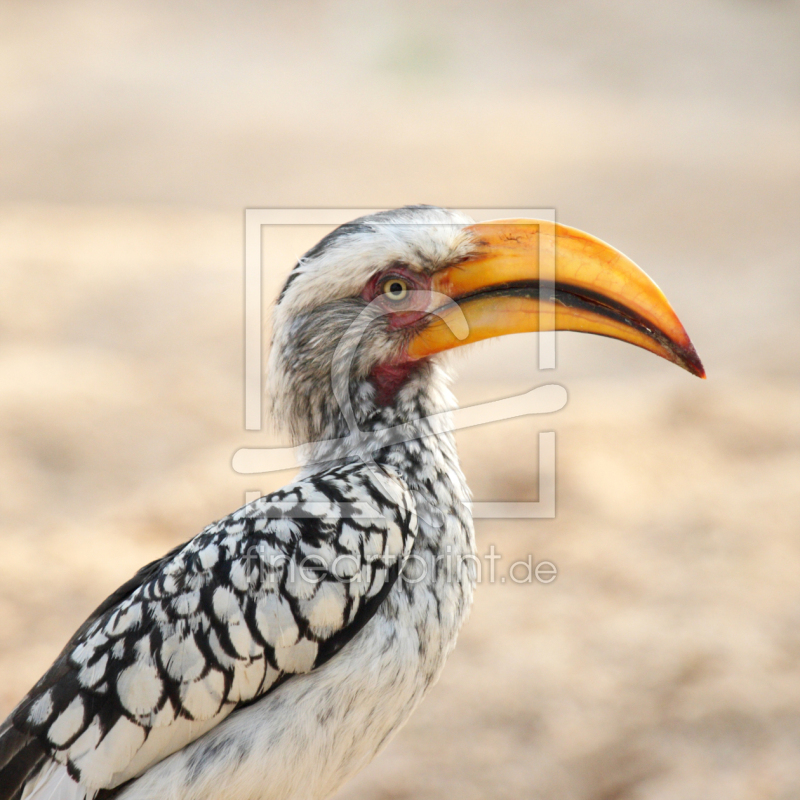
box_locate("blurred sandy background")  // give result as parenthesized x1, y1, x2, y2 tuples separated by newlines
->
(2, 1, 800, 798)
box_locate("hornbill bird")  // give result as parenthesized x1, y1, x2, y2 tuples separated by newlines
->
(0, 207, 704, 800)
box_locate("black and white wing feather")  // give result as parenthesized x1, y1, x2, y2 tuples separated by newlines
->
(0, 462, 417, 799)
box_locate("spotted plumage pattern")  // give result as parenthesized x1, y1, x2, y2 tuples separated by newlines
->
(2, 462, 421, 798)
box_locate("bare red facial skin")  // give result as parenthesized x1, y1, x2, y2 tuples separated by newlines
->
(362, 267, 432, 404)
(361, 266, 432, 328)
(371, 360, 423, 405)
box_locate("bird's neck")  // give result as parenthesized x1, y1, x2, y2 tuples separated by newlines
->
(296, 363, 466, 498)
(298, 363, 477, 631)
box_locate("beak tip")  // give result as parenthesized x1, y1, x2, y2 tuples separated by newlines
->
(677, 340, 706, 379)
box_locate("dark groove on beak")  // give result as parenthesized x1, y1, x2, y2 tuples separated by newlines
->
(450, 280, 706, 378)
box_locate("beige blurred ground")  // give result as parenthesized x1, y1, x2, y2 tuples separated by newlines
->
(2, 1, 800, 798)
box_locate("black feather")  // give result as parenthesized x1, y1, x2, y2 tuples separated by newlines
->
(0, 721, 47, 800)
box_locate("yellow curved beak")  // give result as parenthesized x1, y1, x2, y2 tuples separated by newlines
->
(407, 219, 705, 378)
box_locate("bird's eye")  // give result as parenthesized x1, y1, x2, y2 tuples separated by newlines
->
(381, 277, 410, 302)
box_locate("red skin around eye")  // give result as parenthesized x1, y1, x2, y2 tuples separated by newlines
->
(361, 267, 432, 329)
(362, 267, 432, 403)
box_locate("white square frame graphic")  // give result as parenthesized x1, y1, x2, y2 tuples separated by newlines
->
(240, 208, 560, 519)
